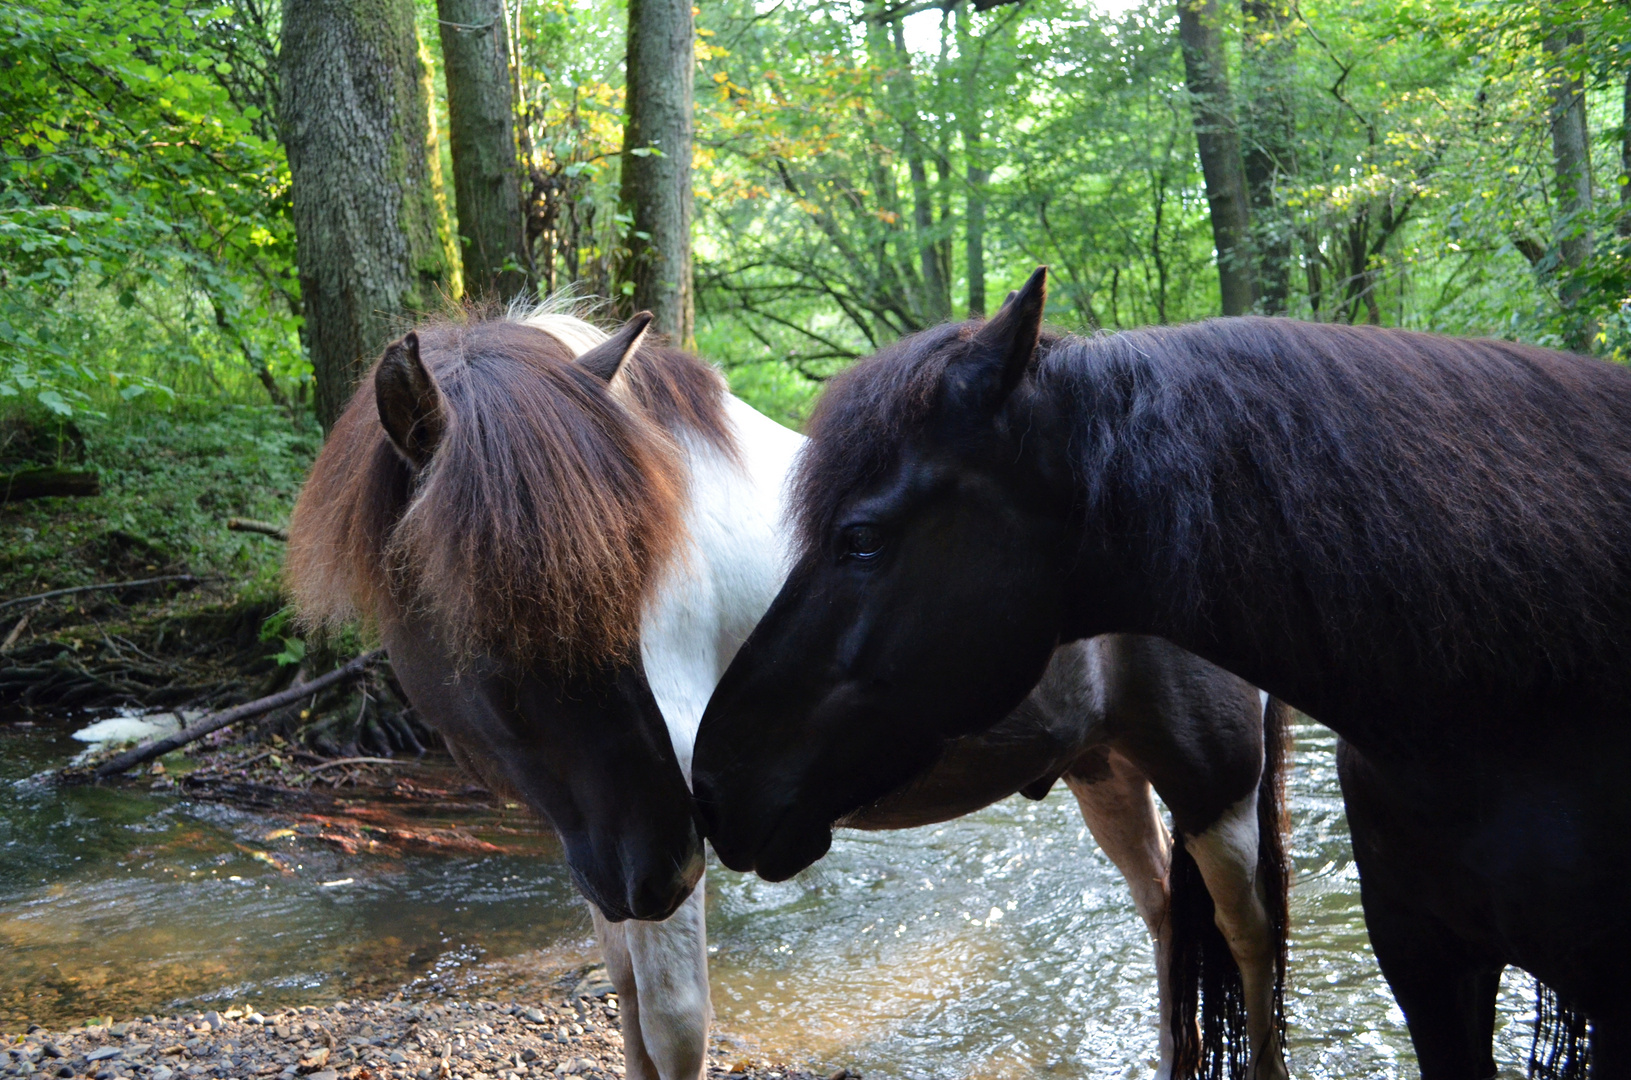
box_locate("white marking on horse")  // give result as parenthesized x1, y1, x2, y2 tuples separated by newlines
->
(1184, 793, 1288, 1080)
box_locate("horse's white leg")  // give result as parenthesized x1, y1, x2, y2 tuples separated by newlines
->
(1064, 754, 1176, 1080)
(600, 875, 709, 1080)
(1183, 793, 1289, 1080)
(591, 905, 662, 1080)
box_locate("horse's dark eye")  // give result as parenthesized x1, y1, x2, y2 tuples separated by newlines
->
(841, 525, 885, 561)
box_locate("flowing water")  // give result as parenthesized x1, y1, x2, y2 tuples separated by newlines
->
(1, 716, 1538, 1079)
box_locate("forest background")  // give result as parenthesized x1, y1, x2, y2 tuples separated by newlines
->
(0, 0, 1628, 620)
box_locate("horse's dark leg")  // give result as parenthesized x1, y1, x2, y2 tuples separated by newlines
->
(1340, 742, 1497, 1080)
(1063, 753, 1177, 1079)
(1591, 1010, 1631, 1079)
(1355, 875, 1499, 1079)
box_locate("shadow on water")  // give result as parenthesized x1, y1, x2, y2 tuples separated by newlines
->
(2, 715, 1540, 1079)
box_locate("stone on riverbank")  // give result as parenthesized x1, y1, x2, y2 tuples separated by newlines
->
(2, 990, 843, 1080)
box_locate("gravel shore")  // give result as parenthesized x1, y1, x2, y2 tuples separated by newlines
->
(2, 991, 845, 1080)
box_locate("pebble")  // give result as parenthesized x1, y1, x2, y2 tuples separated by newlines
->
(0, 988, 835, 1080)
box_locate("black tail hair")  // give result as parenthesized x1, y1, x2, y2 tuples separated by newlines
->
(1169, 696, 1292, 1080)
(1529, 978, 1589, 1080)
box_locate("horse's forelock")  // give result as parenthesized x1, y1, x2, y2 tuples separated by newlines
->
(793, 323, 968, 561)
(288, 316, 687, 675)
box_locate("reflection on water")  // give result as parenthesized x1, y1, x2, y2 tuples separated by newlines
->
(2, 717, 1538, 1079)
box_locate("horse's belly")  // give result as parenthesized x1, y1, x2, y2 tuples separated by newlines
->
(1336, 735, 1631, 1014)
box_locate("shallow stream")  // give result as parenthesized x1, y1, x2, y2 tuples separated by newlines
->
(1, 716, 1537, 1079)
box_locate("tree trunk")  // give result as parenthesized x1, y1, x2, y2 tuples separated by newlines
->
(956, 1, 988, 318)
(965, 152, 989, 319)
(1240, 0, 1296, 314)
(437, 0, 530, 302)
(619, 0, 695, 347)
(1178, 0, 1256, 316)
(1544, 26, 1594, 351)
(1619, 58, 1631, 243)
(281, 0, 456, 431)
(892, 21, 952, 325)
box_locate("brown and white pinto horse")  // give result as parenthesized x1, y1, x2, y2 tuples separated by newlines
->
(286, 306, 1289, 1080)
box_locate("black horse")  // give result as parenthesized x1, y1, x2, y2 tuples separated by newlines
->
(692, 267, 1631, 1076)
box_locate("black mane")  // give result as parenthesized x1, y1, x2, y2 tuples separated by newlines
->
(801, 317, 1631, 723)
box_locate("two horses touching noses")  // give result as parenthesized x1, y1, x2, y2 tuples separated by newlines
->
(287, 260, 1631, 1080)
(286, 299, 1292, 1080)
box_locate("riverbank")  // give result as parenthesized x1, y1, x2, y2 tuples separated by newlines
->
(1, 993, 841, 1080)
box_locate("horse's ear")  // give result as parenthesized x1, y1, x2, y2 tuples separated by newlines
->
(1001, 289, 1019, 308)
(375, 332, 446, 469)
(948, 266, 1047, 415)
(578, 311, 654, 382)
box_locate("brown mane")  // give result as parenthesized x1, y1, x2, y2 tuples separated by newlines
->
(286, 312, 733, 673)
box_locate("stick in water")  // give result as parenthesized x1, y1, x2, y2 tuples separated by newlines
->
(92, 650, 386, 779)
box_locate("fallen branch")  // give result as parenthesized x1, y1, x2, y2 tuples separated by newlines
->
(92, 650, 386, 779)
(305, 756, 402, 773)
(227, 518, 289, 541)
(0, 575, 211, 613)
(2, 468, 100, 503)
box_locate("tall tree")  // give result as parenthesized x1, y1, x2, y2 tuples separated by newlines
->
(891, 20, 952, 324)
(1543, 24, 1594, 351)
(620, 0, 695, 346)
(438, 0, 530, 301)
(957, 2, 989, 318)
(1177, 0, 1256, 315)
(1239, 0, 1296, 314)
(281, 0, 455, 430)
(1621, 61, 1631, 245)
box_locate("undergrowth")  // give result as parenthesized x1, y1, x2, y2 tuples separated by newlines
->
(0, 402, 319, 599)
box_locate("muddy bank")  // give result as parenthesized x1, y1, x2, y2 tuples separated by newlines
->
(1, 993, 847, 1080)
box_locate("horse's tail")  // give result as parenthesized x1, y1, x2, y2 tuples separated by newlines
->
(1257, 695, 1292, 1069)
(1529, 978, 1589, 1080)
(1168, 694, 1292, 1080)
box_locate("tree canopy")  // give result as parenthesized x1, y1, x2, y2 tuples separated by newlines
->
(3, 0, 1628, 424)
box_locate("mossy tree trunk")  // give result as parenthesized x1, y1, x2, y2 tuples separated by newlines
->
(1178, 0, 1256, 316)
(618, 0, 695, 347)
(281, 0, 456, 431)
(437, 0, 530, 302)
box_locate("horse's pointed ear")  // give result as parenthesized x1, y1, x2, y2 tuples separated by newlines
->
(1001, 289, 1019, 308)
(578, 311, 654, 382)
(375, 332, 446, 469)
(950, 266, 1047, 415)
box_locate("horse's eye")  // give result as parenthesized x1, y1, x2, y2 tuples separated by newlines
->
(841, 525, 885, 561)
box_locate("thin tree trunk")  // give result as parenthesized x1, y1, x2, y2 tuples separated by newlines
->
(619, 0, 695, 346)
(1177, 0, 1256, 316)
(891, 21, 952, 325)
(281, 0, 455, 432)
(1240, 0, 1296, 314)
(1620, 57, 1631, 244)
(956, 1, 988, 318)
(437, 0, 530, 301)
(965, 152, 989, 318)
(1544, 26, 1595, 351)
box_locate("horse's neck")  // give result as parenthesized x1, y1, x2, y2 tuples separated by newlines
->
(640, 395, 805, 779)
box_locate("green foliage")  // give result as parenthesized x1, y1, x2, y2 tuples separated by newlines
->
(0, 0, 305, 416)
(0, 403, 319, 596)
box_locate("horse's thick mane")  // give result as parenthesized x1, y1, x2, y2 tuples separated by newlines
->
(800, 317, 1631, 706)
(286, 307, 733, 673)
